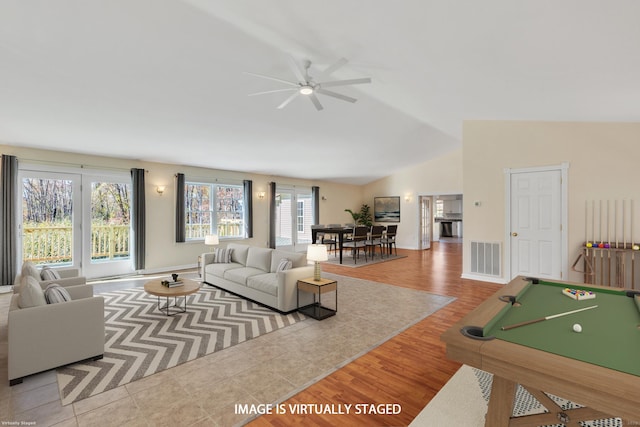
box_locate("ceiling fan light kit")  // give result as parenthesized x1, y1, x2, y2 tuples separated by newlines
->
(246, 56, 371, 111)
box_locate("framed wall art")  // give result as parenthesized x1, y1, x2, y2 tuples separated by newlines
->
(374, 196, 400, 222)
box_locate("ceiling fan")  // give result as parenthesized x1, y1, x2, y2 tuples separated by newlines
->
(245, 56, 371, 111)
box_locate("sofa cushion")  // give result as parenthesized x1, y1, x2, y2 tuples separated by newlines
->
(247, 273, 278, 297)
(275, 258, 292, 272)
(270, 249, 307, 271)
(228, 243, 250, 265)
(21, 261, 40, 281)
(18, 275, 47, 308)
(44, 284, 72, 304)
(224, 267, 265, 285)
(213, 247, 233, 263)
(40, 266, 61, 281)
(205, 262, 243, 278)
(246, 247, 272, 272)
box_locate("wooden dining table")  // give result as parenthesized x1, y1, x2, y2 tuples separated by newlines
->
(311, 226, 355, 264)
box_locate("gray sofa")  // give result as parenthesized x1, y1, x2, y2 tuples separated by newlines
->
(8, 277, 105, 385)
(201, 243, 314, 313)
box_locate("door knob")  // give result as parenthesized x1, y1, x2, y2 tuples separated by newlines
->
(511, 232, 518, 237)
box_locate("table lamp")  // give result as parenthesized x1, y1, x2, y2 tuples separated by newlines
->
(307, 244, 328, 281)
(204, 234, 219, 251)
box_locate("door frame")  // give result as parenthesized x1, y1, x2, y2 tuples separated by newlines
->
(504, 162, 569, 281)
(275, 185, 313, 253)
(418, 195, 432, 250)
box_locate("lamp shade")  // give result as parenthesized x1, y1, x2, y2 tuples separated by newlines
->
(204, 235, 219, 246)
(307, 244, 328, 262)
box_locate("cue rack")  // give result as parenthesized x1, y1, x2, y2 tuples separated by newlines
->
(572, 199, 638, 289)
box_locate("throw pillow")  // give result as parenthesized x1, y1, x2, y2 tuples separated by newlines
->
(21, 261, 40, 280)
(18, 275, 47, 308)
(276, 258, 292, 272)
(44, 284, 73, 304)
(40, 266, 62, 281)
(214, 248, 233, 264)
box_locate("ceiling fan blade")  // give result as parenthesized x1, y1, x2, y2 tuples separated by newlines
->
(277, 92, 300, 109)
(317, 77, 372, 88)
(287, 55, 307, 83)
(248, 88, 298, 97)
(243, 71, 299, 87)
(316, 88, 357, 103)
(317, 57, 348, 80)
(309, 93, 324, 111)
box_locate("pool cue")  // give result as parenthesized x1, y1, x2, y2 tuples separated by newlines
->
(600, 200, 604, 285)
(592, 200, 597, 284)
(501, 305, 599, 331)
(632, 200, 635, 289)
(615, 200, 618, 249)
(607, 200, 611, 286)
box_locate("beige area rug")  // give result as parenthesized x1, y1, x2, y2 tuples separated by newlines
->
(322, 253, 407, 268)
(58, 273, 455, 425)
(56, 285, 305, 405)
(410, 365, 622, 427)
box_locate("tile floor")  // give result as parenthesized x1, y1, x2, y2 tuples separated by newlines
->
(0, 272, 452, 427)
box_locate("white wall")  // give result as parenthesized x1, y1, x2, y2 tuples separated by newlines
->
(462, 121, 640, 283)
(363, 149, 463, 249)
(1, 144, 363, 273)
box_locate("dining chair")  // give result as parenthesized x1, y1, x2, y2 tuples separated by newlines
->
(366, 225, 385, 259)
(381, 224, 398, 256)
(343, 226, 368, 264)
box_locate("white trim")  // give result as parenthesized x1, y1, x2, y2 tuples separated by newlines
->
(141, 263, 197, 275)
(504, 163, 569, 281)
(461, 273, 508, 284)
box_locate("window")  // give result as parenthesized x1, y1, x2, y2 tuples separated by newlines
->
(185, 182, 244, 240)
(435, 200, 444, 218)
(297, 200, 304, 232)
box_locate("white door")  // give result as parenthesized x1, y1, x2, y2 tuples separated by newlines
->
(510, 170, 563, 279)
(419, 196, 431, 250)
(275, 186, 313, 253)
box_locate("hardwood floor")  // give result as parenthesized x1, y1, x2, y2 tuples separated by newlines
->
(248, 242, 501, 427)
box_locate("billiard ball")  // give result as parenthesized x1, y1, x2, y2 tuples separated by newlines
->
(633, 245, 640, 251)
(572, 323, 582, 333)
(598, 243, 604, 248)
(604, 243, 610, 248)
(586, 242, 593, 248)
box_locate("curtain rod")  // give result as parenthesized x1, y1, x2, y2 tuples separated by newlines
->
(18, 157, 145, 173)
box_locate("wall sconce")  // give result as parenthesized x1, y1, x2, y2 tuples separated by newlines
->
(156, 185, 166, 195)
(404, 193, 412, 202)
(321, 196, 327, 201)
(257, 191, 266, 200)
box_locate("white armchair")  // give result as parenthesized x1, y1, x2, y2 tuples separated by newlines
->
(15, 261, 87, 292)
(8, 281, 105, 385)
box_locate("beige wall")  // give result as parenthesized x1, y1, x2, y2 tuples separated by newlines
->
(462, 121, 640, 283)
(363, 149, 463, 249)
(1, 144, 363, 273)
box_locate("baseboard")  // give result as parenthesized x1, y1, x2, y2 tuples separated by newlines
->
(141, 263, 198, 275)
(461, 273, 508, 285)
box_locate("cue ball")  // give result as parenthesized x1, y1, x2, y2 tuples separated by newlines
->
(572, 323, 582, 333)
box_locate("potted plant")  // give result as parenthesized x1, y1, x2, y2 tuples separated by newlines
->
(345, 204, 373, 226)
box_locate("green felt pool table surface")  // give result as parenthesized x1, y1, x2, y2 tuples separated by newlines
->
(484, 278, 640, 377)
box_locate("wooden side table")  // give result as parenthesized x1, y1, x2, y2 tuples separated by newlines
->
(296, 277, 337, 320)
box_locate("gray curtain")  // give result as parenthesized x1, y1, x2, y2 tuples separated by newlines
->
(175, 173, 185, 242)
(268, 182, 276, 248)
(131, 168, 146, 270)
(243, 180, 253, 238)
(312, 186, 320, 225)
(1, 155, 18, 286)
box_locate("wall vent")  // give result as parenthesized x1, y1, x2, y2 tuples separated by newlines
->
(470, 241, 501, 277)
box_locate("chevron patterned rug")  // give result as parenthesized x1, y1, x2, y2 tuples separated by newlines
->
(56, 285, 305, 405)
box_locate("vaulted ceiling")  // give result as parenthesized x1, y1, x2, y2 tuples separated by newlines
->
(1, 1, 639, 184)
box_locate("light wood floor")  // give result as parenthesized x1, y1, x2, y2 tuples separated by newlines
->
(248, 241, 502, 426)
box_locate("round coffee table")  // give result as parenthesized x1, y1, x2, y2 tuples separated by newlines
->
(144, 278, 201, 316)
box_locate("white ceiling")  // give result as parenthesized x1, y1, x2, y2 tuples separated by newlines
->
(1, 1, 639, 185)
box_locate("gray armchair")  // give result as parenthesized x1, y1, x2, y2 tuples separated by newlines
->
(8, 281, 105, 385)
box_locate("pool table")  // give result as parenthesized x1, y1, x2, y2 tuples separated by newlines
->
(441, 275, 640, 426)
